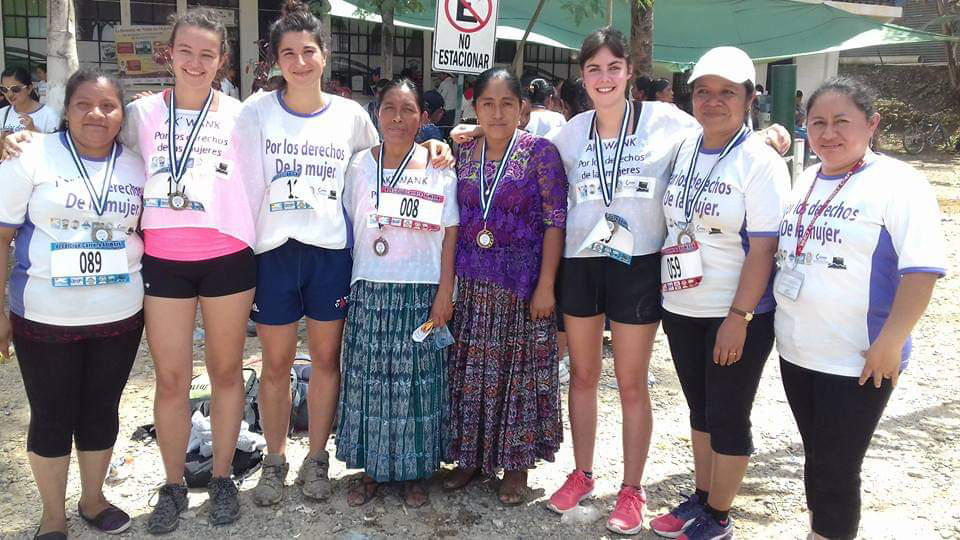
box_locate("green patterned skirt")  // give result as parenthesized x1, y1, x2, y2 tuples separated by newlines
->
(335, 280, 446, 482)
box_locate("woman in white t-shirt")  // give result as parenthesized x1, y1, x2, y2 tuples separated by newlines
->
(776, 77, 945, 540)
(524, 78, 566, 136)
(0, 67, 60, 143)
(241, 0, 452, 508)
(650, 47, 790, 540)
(0, 70, 144, 539)
(338, 78, 458, 508)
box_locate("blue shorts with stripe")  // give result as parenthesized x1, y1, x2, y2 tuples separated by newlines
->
(251, 240, 352, 325)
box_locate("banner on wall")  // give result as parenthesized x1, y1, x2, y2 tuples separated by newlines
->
(114, 25, 174, 85)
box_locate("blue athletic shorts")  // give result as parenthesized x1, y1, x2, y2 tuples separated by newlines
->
(251, 240, 352, 325)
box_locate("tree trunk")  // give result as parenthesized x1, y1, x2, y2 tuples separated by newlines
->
(631, 0, 654, 77)
(46, 0, 79, 115)
(936, 0, 960, 95)
(381, 0, 396, 79)
(607, 0, 614, 26)
(512, 0, 548, 78)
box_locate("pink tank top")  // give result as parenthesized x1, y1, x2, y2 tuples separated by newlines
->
(144, 228, 248, 261)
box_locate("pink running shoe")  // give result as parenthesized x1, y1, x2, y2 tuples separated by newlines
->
(547, 470, 595, 513)
(606, 485, 646, 535)
(650, 493, 705, 538)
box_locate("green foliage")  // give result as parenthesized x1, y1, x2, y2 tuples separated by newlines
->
(353, 0, 424, 18)
(560, 0, 653, 26)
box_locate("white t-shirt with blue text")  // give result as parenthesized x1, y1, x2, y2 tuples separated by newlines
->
(775, 153, 947, 377)
(662, 131, 790, 318)
(240, 90, 380, 254)
(0, 132, 145, 326)
(0, 104, 60, 134)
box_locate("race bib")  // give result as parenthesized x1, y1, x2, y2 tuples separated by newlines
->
(580, 213, 633, 264)
(50, 240, 129, 287)
(661, 240, 704, 292)
(376, 186, 444, 232)
(268, 172, 316, 212)
(774, 266, 804, 301)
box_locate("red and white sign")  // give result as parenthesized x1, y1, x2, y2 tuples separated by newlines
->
(433, 0, 500, 75)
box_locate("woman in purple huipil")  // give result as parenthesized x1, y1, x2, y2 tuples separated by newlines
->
(443, 67, 568, 506)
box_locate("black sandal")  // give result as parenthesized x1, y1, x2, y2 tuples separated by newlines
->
(78, 502, 131, 535)
(33, 527, 67, 540)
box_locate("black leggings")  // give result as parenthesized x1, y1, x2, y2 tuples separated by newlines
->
(780, 358, 893, 540)
(661, 310, 774, 456)
(14, 321, 143, 458)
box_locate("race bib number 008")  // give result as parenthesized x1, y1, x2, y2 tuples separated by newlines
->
(50, 241, 130, 287)
(377, 185, 444, 231)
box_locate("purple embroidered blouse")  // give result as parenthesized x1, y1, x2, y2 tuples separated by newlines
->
(454, 131, 568, 300)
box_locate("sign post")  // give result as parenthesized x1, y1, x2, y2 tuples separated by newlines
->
(433, 0, 500, 76)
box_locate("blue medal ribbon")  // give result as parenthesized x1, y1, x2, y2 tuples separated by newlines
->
(167, 89, 214, 196)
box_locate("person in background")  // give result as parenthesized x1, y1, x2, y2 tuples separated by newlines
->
(366, 78, 392, 135)
(33, 65, 48, 104)
(776, 77, 945, 540)
(338, 78, 458, 508)
(795, 89, 805, 128)
(557, 76, 591, 121)
(368, 67, 381, 95)
(220, 66, 239, 99)
(525, 78, 567, 137)
(416, 89, 445, 144)
(651, 46, 790, 540)
(0, 69, 145, 540)
(651, 78, 674, 103)
(0, 67, 60, 145)
(437, 71, 458, 129)
(632, 74, 652, 101)
(443, 67, 567, 507)
(460, 79, 477, 122)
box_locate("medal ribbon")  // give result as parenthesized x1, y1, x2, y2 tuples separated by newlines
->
(794, 159, 864, 259)
(167, 89, 214, 195)
(376, 143, 417, 210)
(591, 100, 632, 207)
(479, 130, 519, 222)
(63, 132, 120, 217)
(680, 125, 750, 226)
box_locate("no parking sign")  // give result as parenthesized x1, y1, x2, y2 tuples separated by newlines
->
(432, 0, 500, 75)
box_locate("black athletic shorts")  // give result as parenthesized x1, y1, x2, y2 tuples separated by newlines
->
(142, 248, 256, 298)
(560, 253, 661, 325)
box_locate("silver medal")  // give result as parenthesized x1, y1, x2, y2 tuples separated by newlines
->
(91, 226, 112, 242)
(373, 236, 389, 256)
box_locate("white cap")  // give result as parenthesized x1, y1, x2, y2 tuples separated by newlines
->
(688, 46, 756, 85)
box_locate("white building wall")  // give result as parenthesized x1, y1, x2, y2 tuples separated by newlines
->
(796, 52, 839, 99)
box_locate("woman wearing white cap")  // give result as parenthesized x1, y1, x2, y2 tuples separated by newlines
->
(649, 46, 790, 540)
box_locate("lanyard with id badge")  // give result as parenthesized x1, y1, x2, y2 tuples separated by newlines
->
(475, 131, 520, 249)
(577, 101, 634, 264)
(52, 132, 129, 287)
(775, 159, 863, 301)
(661, 126, 749, 292)
(368, 143, 417, 256)
(145, 89, 214, 211)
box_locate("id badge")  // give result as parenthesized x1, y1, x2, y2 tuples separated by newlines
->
(50, 240, 130, 287)
(775, 265, 804, 301)
(376, 186, 444, 232)
(661, 239, 703, 292)
(580, 213, 633, 264)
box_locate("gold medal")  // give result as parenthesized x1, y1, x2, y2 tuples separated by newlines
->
(373, 236, 389, 256)
(476, 228, 494, 249)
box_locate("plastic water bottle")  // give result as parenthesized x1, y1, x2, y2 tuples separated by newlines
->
(560, 504, 601, 524)
(105, 455, 132, 485)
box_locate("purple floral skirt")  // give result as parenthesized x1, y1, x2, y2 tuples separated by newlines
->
(444, 277, 561, 473)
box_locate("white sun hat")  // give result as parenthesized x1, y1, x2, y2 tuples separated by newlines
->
(688, 46, 756, 85)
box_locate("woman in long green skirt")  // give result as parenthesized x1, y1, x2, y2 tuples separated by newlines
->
(337, 77, 458, 507)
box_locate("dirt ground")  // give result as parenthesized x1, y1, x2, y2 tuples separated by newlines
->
(1, 149, 958, 539)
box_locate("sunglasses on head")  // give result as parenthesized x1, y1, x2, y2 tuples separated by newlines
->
(0, 85, 26, 94)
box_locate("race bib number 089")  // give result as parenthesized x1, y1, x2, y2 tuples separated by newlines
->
(50, 241, 130, 287)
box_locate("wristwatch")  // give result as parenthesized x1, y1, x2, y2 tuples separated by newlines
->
(729, 306, 754, 322)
